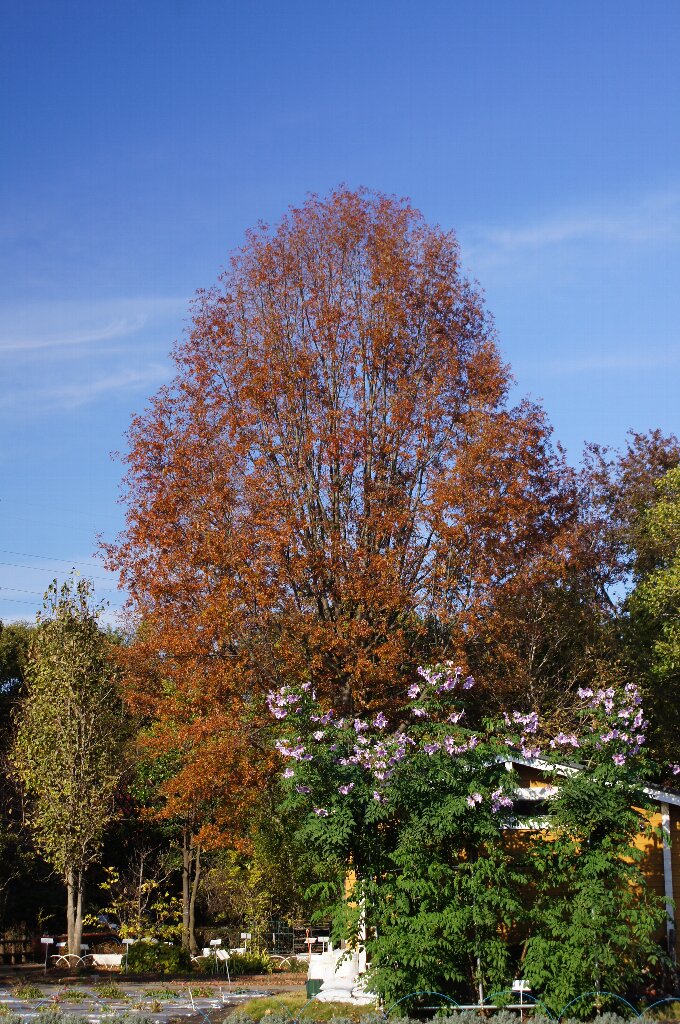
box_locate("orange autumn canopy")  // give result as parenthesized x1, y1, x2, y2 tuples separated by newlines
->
(107, 187, 583, 824)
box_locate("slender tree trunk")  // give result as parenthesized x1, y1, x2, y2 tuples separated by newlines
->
(189, 845, 201, 954)
(74, 873, 84, 957)
(181, 829, 190, 950)
(66, 869, 75, 954)
(66, 868, 84, 957)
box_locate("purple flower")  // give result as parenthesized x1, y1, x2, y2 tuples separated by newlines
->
(296, 785, 311, 795)
(491, 788, 513, 812)
(423, 742, 441, 755)
(271, 708, 288, 719)
(671, 764, 680, 775)
(372, 791, 384, 802)
(577, 687, 593, 699)
(373, 712, 388, 729)
(550, 732, 579, 749)
(612, 754, 626, 766)
(353, 718, 368, 733)
(466, 792, 483, 808)
(448, 711, 464, 724)
(313, 808, 329, 817)
(282, 767, 295, 778)
(338, 783, 355, 795)
(312, 730, 325, 741)
(407, 684, 421, 699)
(463, 676, 475, 690)
(412, 707, 429, 718)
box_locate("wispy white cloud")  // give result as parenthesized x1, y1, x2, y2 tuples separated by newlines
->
(0, 296, 186, 353)
(463, 188, 680, 265)
(0, 362, 171, 413)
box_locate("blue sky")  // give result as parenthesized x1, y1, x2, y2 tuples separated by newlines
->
(1, 0, 679, 624)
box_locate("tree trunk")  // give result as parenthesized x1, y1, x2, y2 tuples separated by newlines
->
(181, 829, 191, 951)
(188, 845, 201, 954)
(66, 868, 84, 957)
(66, 869, 75, 954)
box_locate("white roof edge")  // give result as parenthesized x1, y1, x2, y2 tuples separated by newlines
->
(502, 753, 680, 808)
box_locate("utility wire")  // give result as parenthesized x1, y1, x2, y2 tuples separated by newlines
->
(0, 547, 109, 570)
(0, 560, 113, 583)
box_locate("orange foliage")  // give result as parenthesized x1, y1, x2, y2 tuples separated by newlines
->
(107, 187, 589, 834)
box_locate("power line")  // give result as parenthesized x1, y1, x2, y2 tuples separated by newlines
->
(0, 547, 109, 570)
(0, 560, 114, 583)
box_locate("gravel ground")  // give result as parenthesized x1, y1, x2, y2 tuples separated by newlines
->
(0, 969, 306, 1024)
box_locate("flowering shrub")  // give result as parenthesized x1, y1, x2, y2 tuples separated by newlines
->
(268, 666, 668, 1007)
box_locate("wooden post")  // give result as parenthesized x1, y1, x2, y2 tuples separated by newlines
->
(661, 802, 676, 961)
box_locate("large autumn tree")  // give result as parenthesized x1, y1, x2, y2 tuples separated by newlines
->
(108, 187, 591, 836)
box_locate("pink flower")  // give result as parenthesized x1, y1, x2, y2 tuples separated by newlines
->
(550, 732, 579, 749)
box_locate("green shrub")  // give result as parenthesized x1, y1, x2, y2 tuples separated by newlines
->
(12, 985, 43, 1000)
(225, 949, 273, 975)
(143, 988, 177, 1000)
(94, 984, 129, 1001)
(285, 956, 309, 973)
(56, 990, 88, 1003)
(125, 940, 191, 975)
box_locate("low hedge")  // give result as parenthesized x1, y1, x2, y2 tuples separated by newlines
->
(125, 940, 191, 975)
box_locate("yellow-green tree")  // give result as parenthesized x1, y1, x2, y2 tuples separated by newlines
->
(12, 578, 126, 955)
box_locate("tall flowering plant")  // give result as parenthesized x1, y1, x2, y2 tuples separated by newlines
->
(269, 670, 670, 1006)
(519, 683, 668, 1012)
(268, 664, 527, 1002)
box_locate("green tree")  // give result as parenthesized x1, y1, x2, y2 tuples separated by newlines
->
(12, 578, 126, 955)
(627, 466, 680, 768)
(523, 684, 667, 1011)
(584, 430, 680, 762)
(0, 621, 35, 923)
(272, 665, 526, 1005)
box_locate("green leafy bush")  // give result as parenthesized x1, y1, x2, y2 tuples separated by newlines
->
(125, 940, 191, 975)
(285, 956, 309, 973)
(224, 949, 273, 975)
(12, 985, 43, 1000)
(94, 984, 129, 1001)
